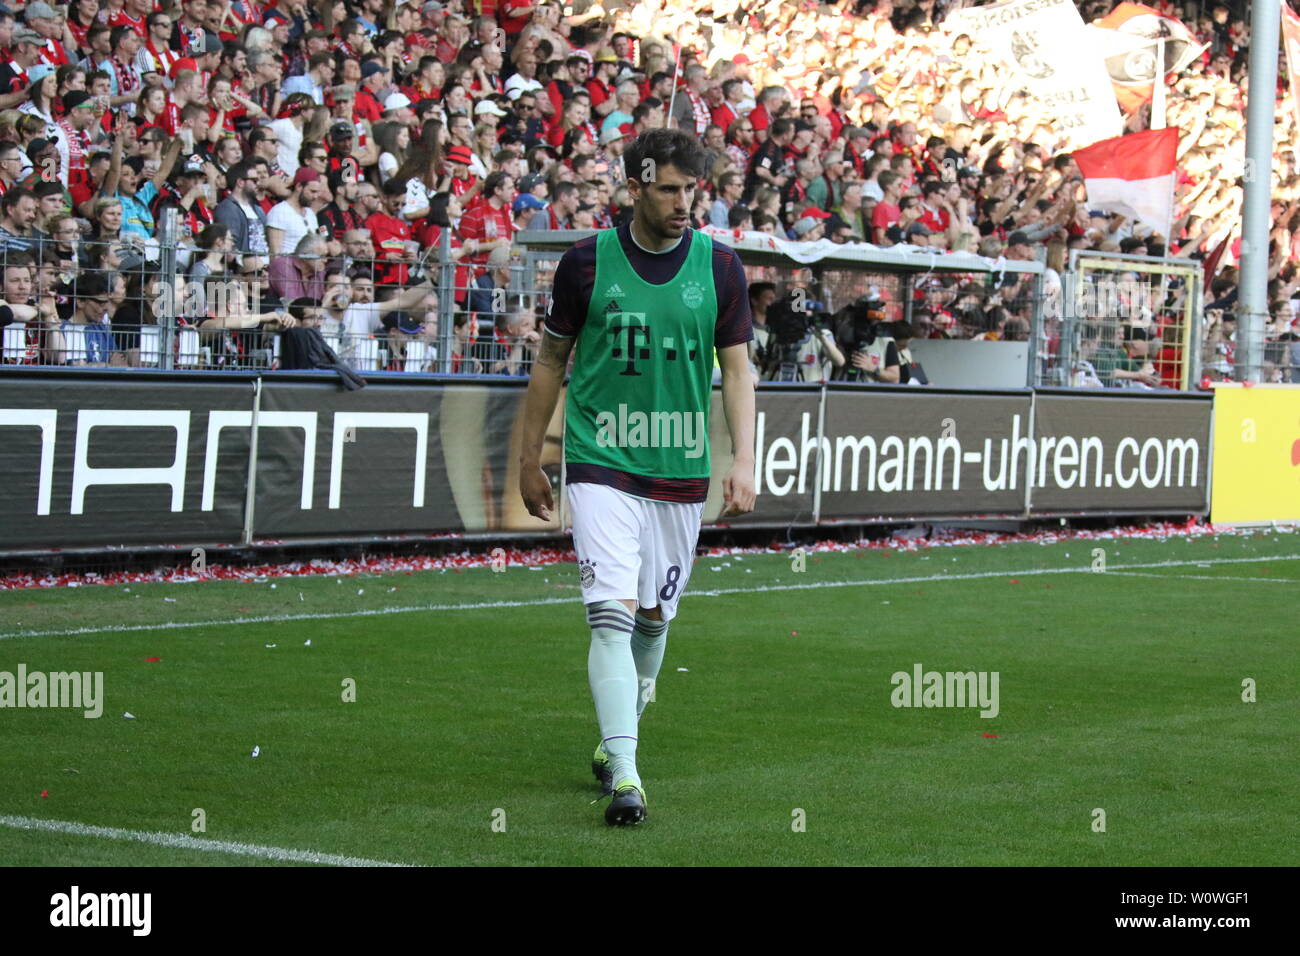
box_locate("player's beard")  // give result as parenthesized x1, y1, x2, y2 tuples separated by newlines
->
(653, 204, 688, 240)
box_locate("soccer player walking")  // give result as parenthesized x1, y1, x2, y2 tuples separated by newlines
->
(519, 128, 757, 826)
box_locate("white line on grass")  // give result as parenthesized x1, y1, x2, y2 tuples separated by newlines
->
(2, 552, 1298, 642)
(0, 814, 410, 867)
(1106, 571, 1298, 585)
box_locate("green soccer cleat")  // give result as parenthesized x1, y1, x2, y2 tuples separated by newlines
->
(604, 780, 647, 826)
(591, 743, 614, 795)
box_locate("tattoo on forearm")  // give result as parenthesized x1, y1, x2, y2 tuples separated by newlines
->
(536, 333, 572, 371)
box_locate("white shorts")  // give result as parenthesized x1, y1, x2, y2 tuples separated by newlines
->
(567, 482, 704, 622)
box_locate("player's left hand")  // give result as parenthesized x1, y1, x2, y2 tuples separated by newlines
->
(720, 463, 756, 518)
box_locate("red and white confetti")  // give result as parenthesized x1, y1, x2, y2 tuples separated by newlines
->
(0, 519, 1290, 591)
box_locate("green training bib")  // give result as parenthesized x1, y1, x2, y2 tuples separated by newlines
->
(565, 228, 718, 479)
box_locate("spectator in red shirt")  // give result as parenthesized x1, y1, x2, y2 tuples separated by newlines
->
(712, 79, 744, 133)
(749, 86, 788, 144)
(365, 178, 415, 286)
(205, 78, 242, 138)
(872, 171, 903, 245)
(499, 0, 536, 39)
(826, 95, 849, 143)
(404, 56, 446, 105)
(26, 3, 72, 68)
(457, 170, 516, 273)
(445, 144, 480, 206)
(916, 180, 952, 235)
(546, 98, 591, 149)
(543, 57, 577, 117)
(434, 13, 469, 65)
(585, 49, 620, 120)
(354, 62, 388, 125)
(192, 30, 226, 79)
(110, 0, 153, 38)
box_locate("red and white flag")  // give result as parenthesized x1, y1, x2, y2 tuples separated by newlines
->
(1073, 127, 1178, 237)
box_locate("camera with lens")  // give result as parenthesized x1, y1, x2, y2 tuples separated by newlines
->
(761, 291, 829, 381)
(834, 297, 888, 382)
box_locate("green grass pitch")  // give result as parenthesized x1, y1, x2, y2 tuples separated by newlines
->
(0, 529, 1296, 866)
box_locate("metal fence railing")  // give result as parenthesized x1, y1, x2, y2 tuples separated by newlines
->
(4, 222, 1275, 388)
(0, 216, 542, 376)
(1056, 251, 1204, 391)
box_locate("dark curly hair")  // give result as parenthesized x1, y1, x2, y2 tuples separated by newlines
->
(621, 127, 708, 186)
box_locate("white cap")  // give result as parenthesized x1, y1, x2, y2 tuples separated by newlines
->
(383, 93, 413, 111)
(474, 99, 507, 117)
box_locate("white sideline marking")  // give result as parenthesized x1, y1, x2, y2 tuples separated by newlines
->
(1106, 571, 1298, 585)
(0, 814, 410, 867)
(2, 553, 1298, 642)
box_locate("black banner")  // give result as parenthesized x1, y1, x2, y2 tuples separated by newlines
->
(0, 373, 253, 550)
(255, 379, 556, 537)
(817, 388, 1035, 519)
(1030, 393, 1211, 513)
(705, 386, 821, 525)
(0, 372, 1213, 553)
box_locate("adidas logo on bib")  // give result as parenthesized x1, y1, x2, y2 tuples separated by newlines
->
(603, 283, 625, 297)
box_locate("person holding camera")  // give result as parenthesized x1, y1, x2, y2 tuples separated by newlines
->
(861, 321, 919, 384)
(836, 304, 920, 385)
(761, 289, 845, 382)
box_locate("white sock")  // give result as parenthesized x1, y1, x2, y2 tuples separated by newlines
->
(631, 613, 668, 720)
(586, 600, 640, 788)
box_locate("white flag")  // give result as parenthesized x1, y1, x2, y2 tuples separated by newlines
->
(948, 0, 1122, 150)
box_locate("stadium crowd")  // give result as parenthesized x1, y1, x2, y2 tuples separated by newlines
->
(0, 0, 1293, 385)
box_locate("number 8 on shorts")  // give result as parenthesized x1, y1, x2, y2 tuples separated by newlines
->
(568, 483, 703, 623)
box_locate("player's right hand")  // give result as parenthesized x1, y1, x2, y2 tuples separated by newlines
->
(520, 463, 554, 522)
